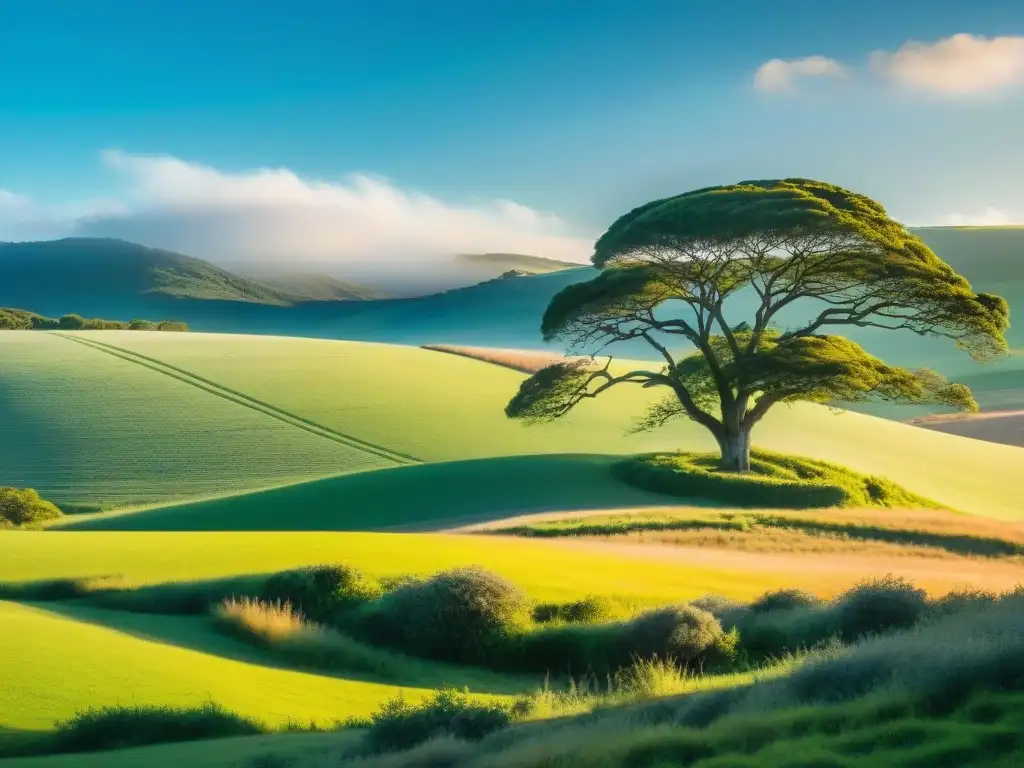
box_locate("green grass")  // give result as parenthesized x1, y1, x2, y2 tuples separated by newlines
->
(614, 450, 941, 510)
(0, 332, 394, 510)
(0, 531, 845, 604)
(54, 455, 666, 531)
(0, 600, 513, 734)
(3, 330, 1022, 519)
(0, 731, 357, 768)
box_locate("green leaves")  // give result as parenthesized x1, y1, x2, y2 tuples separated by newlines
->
(504, 361, 598, 423)
(510, 179, 1008, 469)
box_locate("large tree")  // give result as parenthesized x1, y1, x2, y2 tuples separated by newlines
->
(505, 179, 1010, 471)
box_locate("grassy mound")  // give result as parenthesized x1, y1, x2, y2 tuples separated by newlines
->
(614, 449, 941, 509)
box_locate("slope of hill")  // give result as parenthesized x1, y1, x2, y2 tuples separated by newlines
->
(0, 332, 399, 510)
(456, 252, 583, 273)
(3, 331, 1022, 519)
(0, 238, 301, 314)
(242, 272, 390, 301)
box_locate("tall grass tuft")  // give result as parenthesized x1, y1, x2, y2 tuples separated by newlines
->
(214, 597, 416, 679)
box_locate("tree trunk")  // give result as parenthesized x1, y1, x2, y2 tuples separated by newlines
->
(717, 428, 751, 472)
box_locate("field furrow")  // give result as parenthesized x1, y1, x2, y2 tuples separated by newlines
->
(0, 332, 393, 509)
(56, 334, 420, 465)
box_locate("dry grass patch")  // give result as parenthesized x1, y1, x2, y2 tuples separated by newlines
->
(484, 506, 1024, 560)
(421, 344, 579, 374)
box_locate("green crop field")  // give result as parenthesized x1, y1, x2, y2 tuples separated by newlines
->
(3, 330, 1023, 518)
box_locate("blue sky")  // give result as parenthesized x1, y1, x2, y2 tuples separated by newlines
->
(1, 0, 1023, 269)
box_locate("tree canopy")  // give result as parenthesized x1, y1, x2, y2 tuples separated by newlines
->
(506, 179, 1009, 471)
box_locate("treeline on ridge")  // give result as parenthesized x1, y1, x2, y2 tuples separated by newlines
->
(0, 307, 189, 332)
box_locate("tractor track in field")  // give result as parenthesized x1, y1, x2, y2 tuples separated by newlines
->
(54, 333, 422, 466)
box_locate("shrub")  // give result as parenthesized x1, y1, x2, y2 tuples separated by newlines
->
(623, 604, 737, 670)
(533, 596, 618, 624)
(156, 320, 190, 332)
(359, 567, 530, 663)
(931, 587, 998, 617)
(749, 589, 821, 614)
(362, 689, 514, 754)
(213, 597, 415, 679)
(58, 313, 86, 330)
(129, 318, 157, 330)
(261, 564, 383, 624)
(0, 487, 63, 526)
(53, 703, 264, 753)
(733, 606, 837, 660)
(830, 575, 927, 641)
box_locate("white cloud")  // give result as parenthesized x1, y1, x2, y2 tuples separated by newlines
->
(870, 33, 1024, 95)
(753, 55, 848, 93)
(0, 151, 593, 273)
(940, 207, 1018, 226)
(0, 188, 124, 241)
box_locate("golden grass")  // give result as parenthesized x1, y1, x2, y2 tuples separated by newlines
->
(421, 344, 577, 374)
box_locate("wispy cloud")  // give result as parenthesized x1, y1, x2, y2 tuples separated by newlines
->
(753, 55, 848, 93)
(0, 151, 593, 270)
(870, 34, 1024, 96)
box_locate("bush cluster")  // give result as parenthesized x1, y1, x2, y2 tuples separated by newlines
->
(533, 595, 618, 624)
(613, 449, 938, 509)
(726, 575, 929, 660)
(516, 603, 737, 677)
(0, 306, 189, 332)
(357, 567, 530, 664)
(52, 703, 263, 754)
(360, 689, 514, 754)
(260, 564, 383, 624)
(0, 487, 63, 527)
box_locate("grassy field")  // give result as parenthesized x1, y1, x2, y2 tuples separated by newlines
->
(2, 330, 1016, 521)
(0, 601, 445, 733)
(0, 732, 356, 768)
(4, 529, 1023, 605)
(0, 332, 394, 510)
(54, 455, 668, 531)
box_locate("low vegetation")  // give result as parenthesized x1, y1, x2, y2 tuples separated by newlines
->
(0, 487, 63, 527)
(493, 506, 1024, 560)
(613, 449, 942, 509)
(214, 597, 421, 679)
(248, 588, 1024, 767)
(0, 307, 189, 331)
(52, 703, 264, 754)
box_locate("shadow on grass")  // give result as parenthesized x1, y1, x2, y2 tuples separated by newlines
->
(30, 601, 536, 696)
(52, 454, 705, 532)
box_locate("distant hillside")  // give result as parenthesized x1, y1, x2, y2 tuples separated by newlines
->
(0, 238, 301, 314)
(244, 272, 390, 301)
(456, 252, 584, 274)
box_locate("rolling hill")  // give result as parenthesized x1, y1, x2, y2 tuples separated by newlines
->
(2, 228, 1018, 362)
(0, 238, 304, 314)
(456, 252, 583, 274)
(2, 330, 1022, 519)
(237, 271, 390, 301)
